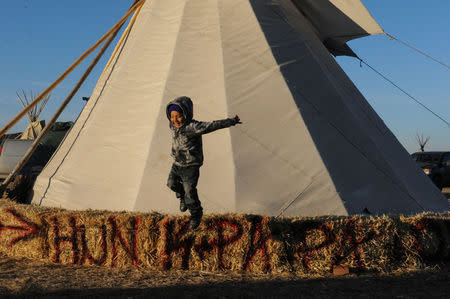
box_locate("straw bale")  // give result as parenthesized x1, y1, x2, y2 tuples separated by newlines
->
(0, 198, 449, 275)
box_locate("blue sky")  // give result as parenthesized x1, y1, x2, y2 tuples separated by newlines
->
(0, 0, 448, 153)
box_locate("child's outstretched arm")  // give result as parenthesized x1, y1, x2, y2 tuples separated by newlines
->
(191, 115, 241, 135)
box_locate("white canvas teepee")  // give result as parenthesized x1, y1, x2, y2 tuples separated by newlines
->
(31, 0, 449, 216)
(16, 90, 49, 140)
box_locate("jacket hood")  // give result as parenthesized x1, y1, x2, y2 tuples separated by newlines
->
(166, 96, 193, 124)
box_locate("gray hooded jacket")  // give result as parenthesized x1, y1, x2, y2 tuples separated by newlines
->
(166, 96, 237, 167)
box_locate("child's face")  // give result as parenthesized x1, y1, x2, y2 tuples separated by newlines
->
(170, 111, 184, 128)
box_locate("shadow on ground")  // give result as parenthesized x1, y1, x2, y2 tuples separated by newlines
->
(0, 254, 449, 299)
(2, 270, 450, 299)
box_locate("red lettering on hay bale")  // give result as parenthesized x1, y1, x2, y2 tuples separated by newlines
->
(332, 218, 381, 270)
(50, 216, 79, 264)
(243, 216, 271, 272)
(411, 220, 427, 256)
(194, 218, 243, 270)
(295, 222, 335, 270)
(0, 208, 41, 247)
(108, 216, 140, 267)
(78, 223, 108, 266)
(50, 216, 108, 266)
(159, 218, 194, 270)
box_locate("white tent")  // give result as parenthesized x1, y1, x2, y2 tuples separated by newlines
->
(31, 0, 449, 216)
(15, 91, 49, 140)
(20, 120, 45, 140)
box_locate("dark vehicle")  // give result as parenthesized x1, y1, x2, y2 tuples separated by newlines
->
(411, 151, 450, 190)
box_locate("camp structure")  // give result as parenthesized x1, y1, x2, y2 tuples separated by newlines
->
(30, 0, 449, 216)
(16, 90, 49, 140)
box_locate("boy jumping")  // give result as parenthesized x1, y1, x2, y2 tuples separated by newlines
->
(166, 96, 241, 229)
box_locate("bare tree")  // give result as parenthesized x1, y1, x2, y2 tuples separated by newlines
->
(416, 132, 430, 152)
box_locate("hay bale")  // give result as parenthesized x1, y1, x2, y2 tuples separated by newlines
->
(0, 199, 448, 275)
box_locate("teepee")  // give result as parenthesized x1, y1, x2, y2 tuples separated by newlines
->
(16, 90, 49, 140)
(31, 0, 449, 216)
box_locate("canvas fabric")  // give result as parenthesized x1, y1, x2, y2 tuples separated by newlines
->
(31, 0, 449, 216)
(20, 121, 45, 140)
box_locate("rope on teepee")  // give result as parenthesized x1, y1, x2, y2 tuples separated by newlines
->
(385, 33, 449, 69)
(358, 58, 450, 128)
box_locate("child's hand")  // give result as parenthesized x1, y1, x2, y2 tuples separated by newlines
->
(233, 115, 242, 125)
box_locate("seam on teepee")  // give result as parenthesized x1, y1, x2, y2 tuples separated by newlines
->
(133, 0, 189, 210)
(216, 0, 238, 211)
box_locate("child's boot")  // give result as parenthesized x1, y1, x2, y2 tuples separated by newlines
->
(176, 192, 187, 212)
(188, 205, 203, 230)
(180, 198, 187, 212)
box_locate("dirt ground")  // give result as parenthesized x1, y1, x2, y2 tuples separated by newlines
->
(0, 253, 448, 299)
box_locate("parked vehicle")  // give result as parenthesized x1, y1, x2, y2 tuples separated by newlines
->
(0, 139, 33, 179)
(0, 122, 73, 181)
(411, 151, 450, 190)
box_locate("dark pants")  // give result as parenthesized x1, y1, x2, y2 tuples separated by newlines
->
(167, 164, 202, 215)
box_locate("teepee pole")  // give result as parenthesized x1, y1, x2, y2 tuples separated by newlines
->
(98, 1, 143, 83)
(16, 91, 33, 122)
(0, 0, 145, 192)
(0, 0, 145, 140)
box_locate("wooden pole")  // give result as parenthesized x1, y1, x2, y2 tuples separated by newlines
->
(98, 1, 143, 83)
(0, 0, 145, 192)
(16, 91, 33, 122)
(0, 0, 145, 140)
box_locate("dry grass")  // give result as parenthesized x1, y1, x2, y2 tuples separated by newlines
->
(444, 187, 450, 201)
(0, 197, 448, 278)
